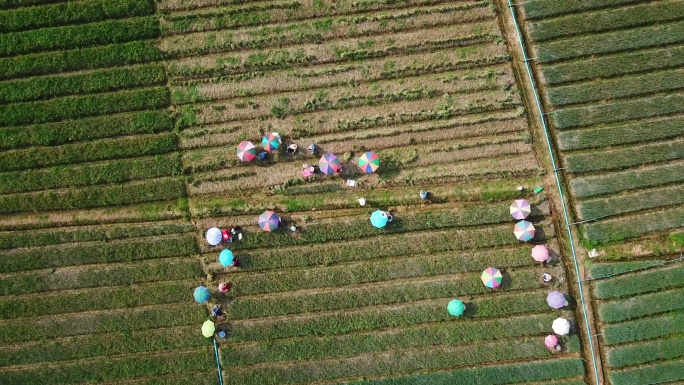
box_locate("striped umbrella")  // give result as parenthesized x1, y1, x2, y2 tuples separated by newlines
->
(510, 199, 531, 220)
(262, 133, 281, 152)
(514, 220, 536, 242)
(319, 153, 341, 175)
(237, 141, 256, 162)
(258, 210, 280, 232)
(219, 249, 235, 267)
(481, 267, 503, 289)
(358, 151, 380, 173)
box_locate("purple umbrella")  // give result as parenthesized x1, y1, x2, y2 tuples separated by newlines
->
(547, 291, 568, 309)
(258, 210, 280, 232)
(319, 153, 341, 175)
(510, 199, 531, 220)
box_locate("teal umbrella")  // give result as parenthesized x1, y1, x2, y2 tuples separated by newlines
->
(370, 210, 388, 229)
(447, 299, 465, 316)
(219, 249, 235, 267)
(193, 286, 210, 304)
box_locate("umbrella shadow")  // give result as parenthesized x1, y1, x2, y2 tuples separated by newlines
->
(527, 205, 546, 220)
(498, 270, 513, 290)
(462, 301, 477, 317)
(530, 225, 550, 243)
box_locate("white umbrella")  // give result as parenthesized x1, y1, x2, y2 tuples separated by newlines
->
(205, 227, 222, 246)
(552, 318, 570, 335)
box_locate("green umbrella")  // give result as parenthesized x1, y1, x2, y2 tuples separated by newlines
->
(447, 299, 466, 316)
(201, 320, 215, 338)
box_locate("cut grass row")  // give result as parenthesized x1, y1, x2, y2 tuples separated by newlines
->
(0, 64, 166, 104)
(583, 205, 684, 244)
(0, 86, 169, 127)
(0, 110, 172, 150)
(593, 263, 684, 300)
(598, 287, 684, 323)
(564, 139, 684, 174)
(603, 312, 684, 345)
(536, 20, 684, 63)
(0, 0, 154, 33)
(609, 359, 684, 385)
(522, 0, 645, 20)
(577, 185, 684, 220)
(0, 0, 70, 10)
(608, 335, 684, 368)
(1, 233, 197, 273)
(588, 260, 668, 279)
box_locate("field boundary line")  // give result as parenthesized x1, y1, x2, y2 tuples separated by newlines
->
(506, 1, 601, 384)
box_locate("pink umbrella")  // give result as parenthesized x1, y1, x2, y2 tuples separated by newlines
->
(544, 335, 558, 349)
(531, 245, 550, 262)
(510, 199, 531, 220)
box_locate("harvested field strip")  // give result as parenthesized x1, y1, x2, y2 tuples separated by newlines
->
(0, 176, 186, 214)
(522, 0, 645, 20)
(536, 20, 684, 63)
(0, 347, 214, 384)
(0, 258, 201, 295)
(564, 139, 684, 174)
(0, 86, 169, 127)
(528, 1, 684, 43)
(603, 312, 684, 346)
(161, 3, 492, 58)
(0, 133, 177, 171)
(158, 0, 442, 14)
(570, 161, 684, 198)
(577, 184, 684, 220)
(0, 40, 162, 81)
(549, 67, 684, 107)
(583, 204, 684, 244)
(589, 260, 669, 278)
(557, 116, 684, 151)
(0, 153, 182, 195)
(0, 303, 205, 343)
(593, 263, 684, 300)
(607, 335, 684, 368)
(226, 337, 577, 385)
(541, 45, 684, 86)
(0, 64, 166, 104)
(598, 287, 684, 323)
(551, 92, 684, 130)
(0, 234, 197, 273)
(222, 313, 557, 366)
(0, 0, 155, 33)
(230, 290, 555, 341)
(609, 359, 684, 385)
(0, 325, 204, 367)
(0, 110, 173, 150)
(0, 279, 197, 318)
(596, 234, 684, 260)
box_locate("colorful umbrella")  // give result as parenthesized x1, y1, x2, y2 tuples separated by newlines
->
(258, 210, 280, 232)
(544, 335, 558, 349)
(358, 151, 380, 173)
(447, 299, 466, 316)
(552, 318, 570, 335)
(481, 267, 503, 289)
(206, 227, 222, 246)
(319, 153, 341, 175)
(370, 210, 389, 229)
(219, 249, 235, 267)
(237, 141, 256, 162)
(510, 199, 531, 220)
(547, 291, 568, 309)
(262, 133, 281, 152)
(201, 320, 215, 338)
(514, 220, 536, 242)
(193, 286, 211, 304)
(531, 244, 550, 262)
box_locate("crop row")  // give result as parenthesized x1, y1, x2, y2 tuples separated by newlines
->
(228, 269, 543, 320)
(549, 67, 684, 107)
(0, 0, 154, 33)
(0, 347, 214, 385)
(0, 40, 162, 80)
(0, 86, 169, 127)
(552, 92, 684, 130)
(593, 263, 684, 300)
(0, 16, 159, 57)
(522, 0, 644, 20)
(0, 279, 197, 319)
(0, 0, 70, 10)
(328, 358, 586, 385)
(0, 110, 172, 150)
(222, 313, 557, 366)
(0, 302, 205, 343)
(579, 184, 684, 219)
(608, 335, 684, 368)
(528, 1, 684, 43)
(588, 260, 667, 279)
(609, 359, 684, 385)
(557, 115, 684, 151)
(1, 257, 200, 296)
(1, 233, 196, 273)
(542, 45, 684, 86)
(598, 287, 684, 323)
(230, 291, 553, 342)
(536, 20, 684, 63)
(0, 64, 166, 104)
(603, 312, 684, 346)
(564, 139, 684, 174)
(584, 205, 684, 244)
(0, 153, 182, 195)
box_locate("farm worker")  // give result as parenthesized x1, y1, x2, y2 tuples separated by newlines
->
(212, 305, 225, 317)
(222, 229, 232, 243)
(218, 282, 230, 293)
(542, 272, 552, 283)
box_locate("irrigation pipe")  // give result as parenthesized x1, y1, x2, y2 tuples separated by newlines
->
(505, 1, 601, 384)
(213, 338, 224, 385)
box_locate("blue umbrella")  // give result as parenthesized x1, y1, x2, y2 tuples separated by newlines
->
(447, 299, 465, 316)
(193, 286, 211, 304)
(370, 210, 389, 229)
(219, 249, 235, 267)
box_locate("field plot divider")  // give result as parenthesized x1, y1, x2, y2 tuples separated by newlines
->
(506, 1, 600, 384)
